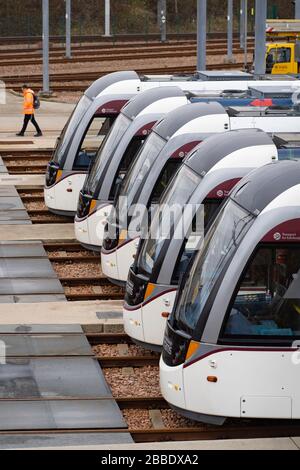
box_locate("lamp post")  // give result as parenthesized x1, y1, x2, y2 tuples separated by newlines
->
(197, 0, 207, 71)
(66, 0, 71, 58)
(42, 0, 50, 94)
(254, 0, 267, 75)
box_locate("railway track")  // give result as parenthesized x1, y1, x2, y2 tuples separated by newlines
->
(86, 332, 300, 443)
(0, 39, 252, 56)
(6, 164, 48, 174)
(1, 152, 75, 225)
(1, 151, 51, 175)
(44, 242, 124, 301)
(0, 32, 253, 46)
(26, 210, 72, 224)
(16, 185, 73, 225)
(3, 63, 248, 93)
(0, 42, 254, 68)
(18, 188, 44, 203)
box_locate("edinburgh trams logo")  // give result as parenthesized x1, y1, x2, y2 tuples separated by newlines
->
(273, 232, 282, 241)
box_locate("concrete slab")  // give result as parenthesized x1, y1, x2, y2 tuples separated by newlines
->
(0, 399, 127, 431)
(0, 138, 58, 152)
(0, 210, 30, 221)
(0, 324, 83, 333)
(0, 258, 57, 278)
(0, 432, 133, 449)
(0, 223, 75, 241)
(0, 187, 18, 197)
(13, 294, 66, 303)
(21, 437, 298, 451)
(0, 220, 31, 225)
(0, 357, 111, 399)
(0, 197, 25, 210)
(149, 410, 165, 429)
(0, 334, 92, 357)
(96, 311, 122, 320)
(0, 175, 44, 186)
(0, 300, 123, 327)
(0, 278, 64, 295)
(0, 241, 46, 258)
(0, 166, 7, 174)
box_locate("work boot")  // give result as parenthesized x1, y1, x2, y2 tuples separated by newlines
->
(34, 132, 43, 137)
(16, 132, 24, 136)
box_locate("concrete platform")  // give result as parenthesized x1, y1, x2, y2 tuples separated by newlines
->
(6, 436, 300, 451)
(0, 294, 66, 303)
(0, 179, 33, 227)
(0, 91, 74, 137)
(0, 211, 30, 222)
(0, 241, 65, 303)
(0, 223, 75, 241)
(0, 433, 133, 450)
(0, 300, 123, 331)
(0, 197, 25, 210)
(0, 174, 44, 186)
(0, 324, 128, 436)
(0, 186, 18, 197)
(0, 136, 59, 151)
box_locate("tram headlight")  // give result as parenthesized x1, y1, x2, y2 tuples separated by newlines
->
(76, 191, 93, 219)
(162, 322, 191, 367)
(102, 223, 119, 251)
(45, 162, 61, 187)
(125, 280, 147, 306)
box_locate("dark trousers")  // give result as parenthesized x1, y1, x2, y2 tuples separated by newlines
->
(20, 114, 42, 134)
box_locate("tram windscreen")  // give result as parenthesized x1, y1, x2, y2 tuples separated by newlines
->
(114, 132, 166, 224)
(138, 166, 201, 275)
(53, 95, 92, 164)
(84, 113, 132, 195)
(175, 200, 254, 333)
(222, 245, 300, 340)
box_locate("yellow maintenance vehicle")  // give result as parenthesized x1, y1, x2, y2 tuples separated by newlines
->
(266, 20, 300, 74)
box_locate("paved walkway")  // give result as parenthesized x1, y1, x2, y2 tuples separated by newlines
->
(0, 175, 44, 186)
(0, 223, 75, 241)
(0, 91, 74, 136)
(8, 436, 300, 450)
(0, 300, 123, 331)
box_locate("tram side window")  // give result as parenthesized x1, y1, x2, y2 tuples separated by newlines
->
(73, 117, 106, 170)
(222, 245, 300, 340)
(171, 201, 221, 284)
(151, 161, 181, 203)
(109, 138, 145, 200)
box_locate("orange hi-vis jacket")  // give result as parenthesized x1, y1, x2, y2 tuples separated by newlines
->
(23, 88, 34, 115)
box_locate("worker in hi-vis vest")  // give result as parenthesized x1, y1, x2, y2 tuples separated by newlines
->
(16, 84, 42, 137)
